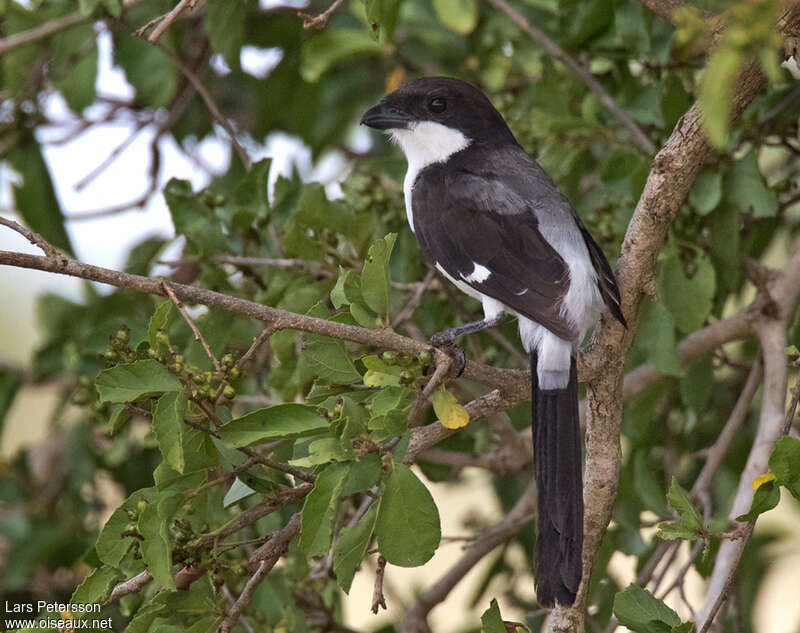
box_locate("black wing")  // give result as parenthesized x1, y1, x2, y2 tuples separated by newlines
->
(576, 222, 626, 328)
(412, 151, 576, 341)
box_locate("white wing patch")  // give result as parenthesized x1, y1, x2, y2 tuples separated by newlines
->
(463, 263, 491, 283)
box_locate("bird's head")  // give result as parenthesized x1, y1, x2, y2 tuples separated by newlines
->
(360, 76, 514, 165)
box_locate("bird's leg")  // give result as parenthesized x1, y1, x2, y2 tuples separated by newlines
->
(429, 313, 505, 376)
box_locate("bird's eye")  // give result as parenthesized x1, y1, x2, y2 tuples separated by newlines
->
(428, 97, 447, 113)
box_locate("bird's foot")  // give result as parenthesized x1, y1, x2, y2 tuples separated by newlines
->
(428, 335, 466, 378)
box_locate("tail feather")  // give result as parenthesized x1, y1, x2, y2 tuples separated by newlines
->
(531, 352, 583, 607)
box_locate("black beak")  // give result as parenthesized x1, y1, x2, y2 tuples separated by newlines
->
(360, 103, 413, 130)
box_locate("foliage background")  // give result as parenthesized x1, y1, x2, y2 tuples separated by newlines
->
(1, 0, 800, 632)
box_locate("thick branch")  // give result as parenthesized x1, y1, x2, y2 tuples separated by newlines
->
(554, 25, 800, 626)
(0, 248, 523, 394)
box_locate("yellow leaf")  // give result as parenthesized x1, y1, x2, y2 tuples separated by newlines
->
(752, 473, 776, 490)
(432, 386, 469, 429)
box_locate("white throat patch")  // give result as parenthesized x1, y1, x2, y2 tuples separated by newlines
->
(389, 121, 471, 233)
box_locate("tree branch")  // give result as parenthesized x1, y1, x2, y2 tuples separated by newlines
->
(696, 252, 800, 630)
(218, 513, 301, 633)
(0, 245, 523, 394)
(0, 0, 143, 56)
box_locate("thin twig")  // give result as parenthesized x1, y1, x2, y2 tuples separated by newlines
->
(298, 0, 345, 29)
(186, 457, 260, 499)
(407, 355, 453, 424)
(0, 215, 60, 258)
(0, 0, 143, 55)
(219, 513, 301, 633)
(371, 556, 388, 614)
(393, 269, 435, 328)
(144, 35, 251, 170)
(161, 279, 223, 373)
(236, 326, 277, 371)
(692, 358, 763, 515)
(106, 570, 152, 604)
(74, 122, 148, 192)
(486, 0, 655, 154)
(142, 0, 198, 43)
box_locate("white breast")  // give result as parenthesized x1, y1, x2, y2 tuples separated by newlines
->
(391, 121, 471, 234)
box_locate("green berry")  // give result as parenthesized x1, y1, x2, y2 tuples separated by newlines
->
(228, 367, 240, 380)
(382, 351, 397, 365)
(417, 349, 433, 366)
(223, 385, 236, 399)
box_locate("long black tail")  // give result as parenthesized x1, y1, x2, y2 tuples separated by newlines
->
(531, 352, 583, 607)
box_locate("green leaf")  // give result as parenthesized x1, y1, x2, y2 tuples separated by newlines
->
(96, 489, 156, 566)
(656, 521, 698, 541)
(290, 436, 352, 467)
(219, 404, 329, 447)
(113, 31, 177, 108)
(148, 300, 175, 349)
(331, 267, 360, 309)
(658, 246, 716, 334)
(362, 354, 403, 387)
(364, 0, 403, 41)
(70, 566, 123, 605)
(769, 436, 800, 501)
(303, 334, 363, 384)
(375, 463, 441, 566)
(300, 462, 351, 557)
(51, 24, 98, 112)
(163, 179, 226, 255)
(735, 479, 780, 521)
(725, 150, 779, 218)
(433, 0, 479, 34)
(360, 233, 397, 319)
(0, 370, 23, 433)
(708, 205, 740, 293)
(300, 29, 380, 83)
(138, 493, 180, 590)
(679, 354, 713, 412)
(370, 385, 412, 415)
(698, 46, 743, 147)
(633, 451, 668, 517)
(613, 584, 681, 633)
(666, 478, 703, 531)
(334, 501, 379, 593)
(152, 390, 188, 473)
(341, 453, 382, 496)
(125, 236, 168, 275)
(96, 360, 181, 403)
(8, 137, 74, 255)
(223, 477, 258, 508)
(689, 170, 723, 216)
(205, 0, 244, 70)
(480, 599, 506, 633)
(637, 301, 683, 376)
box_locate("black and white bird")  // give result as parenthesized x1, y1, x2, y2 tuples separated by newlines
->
(361, 76, 626, 607)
